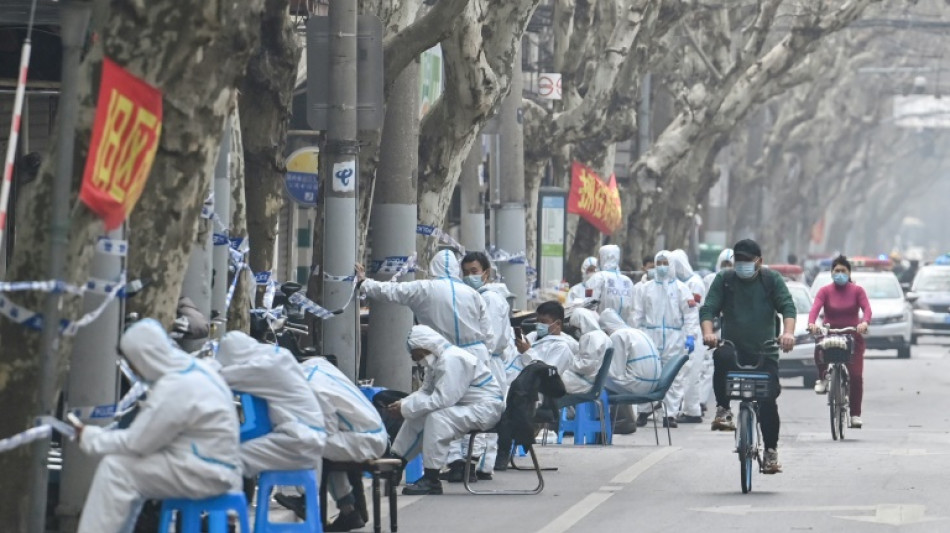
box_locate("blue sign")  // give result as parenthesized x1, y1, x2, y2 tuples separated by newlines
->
(285, 171, 320, 207)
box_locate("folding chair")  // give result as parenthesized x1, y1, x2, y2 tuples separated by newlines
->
(606, 353, 689, 445)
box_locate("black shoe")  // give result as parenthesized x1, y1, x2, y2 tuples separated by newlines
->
(663, 417, 678, 428)
(636, 412, 651, 427)
(677, 414, 703, 424)
(476, 471, 493, 481)
(273, 493, 306, 521)
(402, 477, 444, 495)
(613, 419, 638, 435)
(325, 510, 366, 532)
(439, 460, 477, 483)
(700, 402, 708, 414)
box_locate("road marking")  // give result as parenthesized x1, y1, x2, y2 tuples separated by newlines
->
(534, 447, 679, 533)
(693, 504, 947, 525)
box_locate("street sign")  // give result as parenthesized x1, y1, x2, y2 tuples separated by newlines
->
(285, 147, 320, 207)
(538, 73, 562, 100)
(306, 15, 384, 131)
(537, 187, 568, 290)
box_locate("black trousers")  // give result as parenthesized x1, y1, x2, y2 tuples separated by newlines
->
(713, 348, 782, 450)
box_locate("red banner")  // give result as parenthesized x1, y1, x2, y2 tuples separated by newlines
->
(80, 58, 163, 230)
(567, 161, 623, 235)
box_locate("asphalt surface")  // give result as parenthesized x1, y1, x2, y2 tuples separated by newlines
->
(268, 339, 950, 532)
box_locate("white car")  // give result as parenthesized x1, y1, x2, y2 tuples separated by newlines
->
(908, 265, 950, 343)
(810, 271, 912, 359)
(780, 282, 819, 387)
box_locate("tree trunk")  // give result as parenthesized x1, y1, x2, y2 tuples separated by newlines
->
(240, 0, 301, 294)
(0, 0, 263, 526)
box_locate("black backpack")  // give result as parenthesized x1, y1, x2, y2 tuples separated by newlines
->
(720, 267, 781, 336)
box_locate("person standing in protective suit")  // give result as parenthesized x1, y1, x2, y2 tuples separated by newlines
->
(75, 320, 242, 533)
(669, 249, 707, 424)
(567, 256, 599, 304)
(585, 245, 636, 325)
(387, 326, 505, 496)
(216, 331, 326, 477)
(632, 250, 698, 428)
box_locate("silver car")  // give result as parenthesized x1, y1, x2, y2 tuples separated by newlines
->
(908, 265, 950, 343)
(811, 271, 913, 359)
(780, 282, 819, 387)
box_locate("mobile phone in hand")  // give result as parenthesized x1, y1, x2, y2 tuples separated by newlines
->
(514, 327, 525, 341)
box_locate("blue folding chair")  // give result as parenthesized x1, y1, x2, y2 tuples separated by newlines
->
(555, 348, 614, 446)
(607, 353, 689, 446)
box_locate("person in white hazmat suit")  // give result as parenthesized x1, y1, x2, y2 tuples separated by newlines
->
(75, 320, 242, 533)
(567, 256, 599, 304)
(632, 250, 698, 428)
(562, 308, 612, 394)
(586, 245, 636, 324)
(699, 248, 733, 412)
(216, 331, 326, 476)
(599, 309, 662, 407)
(669, 249, 707, 423)
(388, 326, 505, 495)
(455, 251, 514, 480)
(516, 300, 579, 376)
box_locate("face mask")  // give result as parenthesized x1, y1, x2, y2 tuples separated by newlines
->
(646, 268, 656, 280)
(735, 261, 756, 279)
(656, 265, 670, 279)
(535, 323, 550, 339)
(463, 275, 484, 290)
(832, 273, 849, 286)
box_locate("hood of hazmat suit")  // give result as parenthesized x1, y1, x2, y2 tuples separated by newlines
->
(563, 309, 611, 394)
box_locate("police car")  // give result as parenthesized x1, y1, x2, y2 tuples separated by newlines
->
(810, 258, 912, 359)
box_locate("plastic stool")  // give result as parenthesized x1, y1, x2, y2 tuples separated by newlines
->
(404, 454, 423, 484)
(236, 392, 272, 442)
(255, 470, 322, 533)
(557, 390, 612, 445)
(158, 492, 251, 533)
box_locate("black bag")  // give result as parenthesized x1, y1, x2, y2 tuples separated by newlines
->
(497, 361, 566, 448)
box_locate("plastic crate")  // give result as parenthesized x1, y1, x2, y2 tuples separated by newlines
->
(725, 371, 773, 401)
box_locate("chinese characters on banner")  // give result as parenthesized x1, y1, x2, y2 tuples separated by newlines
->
(567, 161, 623, 235)
(80, 58, 163, 230)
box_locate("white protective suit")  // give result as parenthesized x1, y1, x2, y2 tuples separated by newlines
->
(633, 251, 698, 417)
(700, 248, 734, 406)
(670, 249, 707, 418)
(391, 326, 505, 470)
(78, 320, 242, 533)
(217, 331, 326, 476)
(362, 249, 492, 365)
(586, 245, 636, 325)
(567, 256, 599, 304)
(600, 310, 662, 397)
(562, 309, 612, 394)
(301, 357, 388, 502)
(523, 329, 579, 376)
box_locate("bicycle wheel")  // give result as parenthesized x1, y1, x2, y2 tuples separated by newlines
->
(838, 366, 850, 439)
(738, 407, 754, 493)
(829, 367, 840, 441)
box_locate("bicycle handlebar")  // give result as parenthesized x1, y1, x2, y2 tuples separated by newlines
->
(717, 339, 777, 370)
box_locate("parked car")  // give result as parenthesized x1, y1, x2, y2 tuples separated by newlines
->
(811, 270, 913, 358)
(908, 265, 950, 344)
(781, 281, 819, 388)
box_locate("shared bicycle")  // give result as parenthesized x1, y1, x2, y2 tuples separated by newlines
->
(814, 326, 857, 441)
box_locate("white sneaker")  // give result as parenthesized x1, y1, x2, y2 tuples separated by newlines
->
(851, 416, 862, 428)
(814, 379, 827, 394)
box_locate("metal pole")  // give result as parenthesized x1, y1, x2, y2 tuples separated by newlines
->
(57, 226, 123, 531)
(212, 122, 232, 318)
(460, 141, 485, 252)
(366, 60, 418, 392)
(321, 0, 359, 380)
(495, 46, 527, 309)
(181, 185, 213, 349)
(31, 3, 89, 530)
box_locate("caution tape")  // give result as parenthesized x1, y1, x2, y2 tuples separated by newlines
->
(323, 272, 355, 282)
(0, 416, 76, 455)
(369, 253, 418, 282)
(488, 248, 527, 265)
(96, 237, 128, 257)
(289, 292, 335, 319)
(263, 280, 278, 310)
(416, 224, 466, 253)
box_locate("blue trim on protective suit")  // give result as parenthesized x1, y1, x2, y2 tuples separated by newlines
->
(191, 443, 238, 470)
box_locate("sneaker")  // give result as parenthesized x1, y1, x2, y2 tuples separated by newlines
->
(814, 378, 828, 394)
(476, 471, 493, 481)
(677, 414, 703, 424)
(402, 477, 444, 495)
(325, 510, 366, 532)
(711, 407, 735, 431)
(439, 461, 476, 483)
(662, 417, 678, 428)
(274, 493, 306, 521)
(762, 448, 782, 474)
(636, 412, 651, 427)
(851, 416, 863, 428)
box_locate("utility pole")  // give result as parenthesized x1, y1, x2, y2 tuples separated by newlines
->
(460, 141, 485, 252)
(31, 2, 90, 530)
(211, 122, 232, 322)
(321, 0, 359, 379)
(495, 46, 527, 309)
(366, 61, 418, 392)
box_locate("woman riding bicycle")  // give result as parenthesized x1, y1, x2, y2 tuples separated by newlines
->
(807, 255, 871, 428)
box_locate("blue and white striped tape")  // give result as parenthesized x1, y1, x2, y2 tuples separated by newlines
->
(96, 238, 128, 257)
(289, 292, 335, 320)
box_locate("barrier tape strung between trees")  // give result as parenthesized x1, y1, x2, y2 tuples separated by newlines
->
(0, 416, 76, 455)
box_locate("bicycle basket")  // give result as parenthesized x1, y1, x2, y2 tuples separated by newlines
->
(726, 371, 773, 401)
(819, 335, 853, 364)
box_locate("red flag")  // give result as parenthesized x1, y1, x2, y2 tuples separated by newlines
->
(567, 161, 623, 235)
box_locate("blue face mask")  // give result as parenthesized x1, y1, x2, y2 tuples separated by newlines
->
(655, 265, 670, 279)
(832, 273, 849, 286)
(463, 275, 484, 290)
(735, 261, 756, 279)
(535, 323, 550, 339)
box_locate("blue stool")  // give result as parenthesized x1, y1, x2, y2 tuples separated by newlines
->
(557, 390, 612, 445)
(236, 392, 272, 442)
(255, 470, 322, 533)
(157, 492, 251, 533)
(403, 454, 423, 484)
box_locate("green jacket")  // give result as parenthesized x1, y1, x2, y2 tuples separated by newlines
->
(699, 268, 797, 361)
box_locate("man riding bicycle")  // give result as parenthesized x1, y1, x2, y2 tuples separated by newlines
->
(700, 239, 797, 475)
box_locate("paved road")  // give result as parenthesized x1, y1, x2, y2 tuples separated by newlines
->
(358, 339, 950, 533)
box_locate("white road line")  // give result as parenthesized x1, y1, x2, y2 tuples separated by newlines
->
(534, 447, 680, 533)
